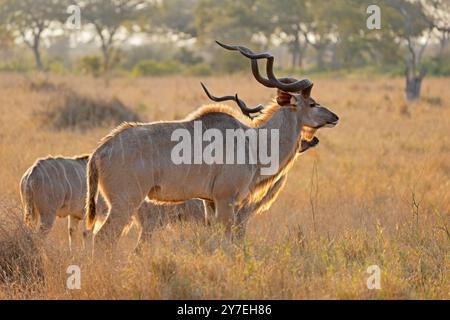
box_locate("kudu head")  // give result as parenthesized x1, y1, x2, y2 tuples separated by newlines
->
(216, 41, 339, 136)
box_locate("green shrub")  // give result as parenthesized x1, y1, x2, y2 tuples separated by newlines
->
(132, 60, 181, 77)
(212, 51, 248, 74)
(184, 63, 212, 76)
(48, 60, 69, 75)
(423, 56, 450, 76)
(0, 60, 32, 72)
(76, 55, 102, 77)
(174, 48, 203, 65)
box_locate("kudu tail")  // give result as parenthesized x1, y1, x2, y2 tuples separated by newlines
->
(21, 176, 36, 228)
(85, 156, 99, 231)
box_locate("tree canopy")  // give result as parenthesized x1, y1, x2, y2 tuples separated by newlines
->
(0, 0, 448, 98)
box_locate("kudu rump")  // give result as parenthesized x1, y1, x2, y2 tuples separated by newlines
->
(86, 41, 339, 250)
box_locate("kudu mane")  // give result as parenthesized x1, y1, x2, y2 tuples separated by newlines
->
(186, 101, 280, 127)
(100, 101, 281, 146)
(99, 122, 142, 145)
(36, 154, 90, 162)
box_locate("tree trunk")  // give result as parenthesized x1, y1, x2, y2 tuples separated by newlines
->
(330, 43, 339, 69)
(101, 46, 111, 86)
(438, 32, 449, 58)
(315, 46, 325, 70)
(405, 66, 425, 101)
(32, 37, 43, 71)
(297, 47, 303, 69)
(102, 47, 110, 74)
(297, 34, 307, 70)
(291, 32, 300, 70)
(291, 48, 298, 70)
(405, 76, 423, 101)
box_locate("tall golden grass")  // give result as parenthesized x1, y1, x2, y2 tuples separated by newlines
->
(0, 73, 448, 299)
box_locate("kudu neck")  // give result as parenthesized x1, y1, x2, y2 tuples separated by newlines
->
(256, 106, 302, 177)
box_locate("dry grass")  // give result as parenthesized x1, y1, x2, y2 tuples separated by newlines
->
(0, 73, 448, 299)
(0, 204, 43, 291)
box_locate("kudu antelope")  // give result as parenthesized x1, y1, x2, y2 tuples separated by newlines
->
(86, 41, 338, 250)
(133, 86, 319, 247)
(20, 155, 106, 252)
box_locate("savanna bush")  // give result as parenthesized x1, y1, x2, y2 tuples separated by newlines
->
(76, 55, 102, 77)
(132, 60, 181, 77)
(184, 63, 212, 76)
(39, 89, 141, 131)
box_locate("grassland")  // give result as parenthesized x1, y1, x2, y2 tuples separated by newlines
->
(0, 73, 448, 299)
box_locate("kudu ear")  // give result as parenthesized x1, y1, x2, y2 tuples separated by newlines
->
(277, 84, 314, 106)
(276, 90, 295, 106)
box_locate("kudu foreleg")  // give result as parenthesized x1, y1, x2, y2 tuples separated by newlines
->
(214, 200, 235, 237)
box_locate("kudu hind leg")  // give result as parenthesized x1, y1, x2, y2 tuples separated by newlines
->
(203, 200, 215, 226)
(130, 216, 149, 254)
(68, 215, 82, 254)
(93, 176, 148, 255)
(93, 202, 141, 254)
(134, 228, 154, 255)
(39, 210, 56, 237)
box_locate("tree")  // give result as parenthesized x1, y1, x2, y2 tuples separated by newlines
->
(265, 0, 312, 69)
(77, 0, 150, 74)
(194, 0, 276, 72)
(0, 0, 68, 71)
(384, 0, 433, 101)
(0, 25, 14, 59)
(152, 0, 198, 38)
(195, 0, 274, 45)
(326, 0, 399, 70)
(422, 0, 450, 58)
(302, 1, 339, 70)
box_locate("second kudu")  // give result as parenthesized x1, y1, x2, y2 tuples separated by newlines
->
(20, 155, 104, 252)
(86, 41, 338, 251)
